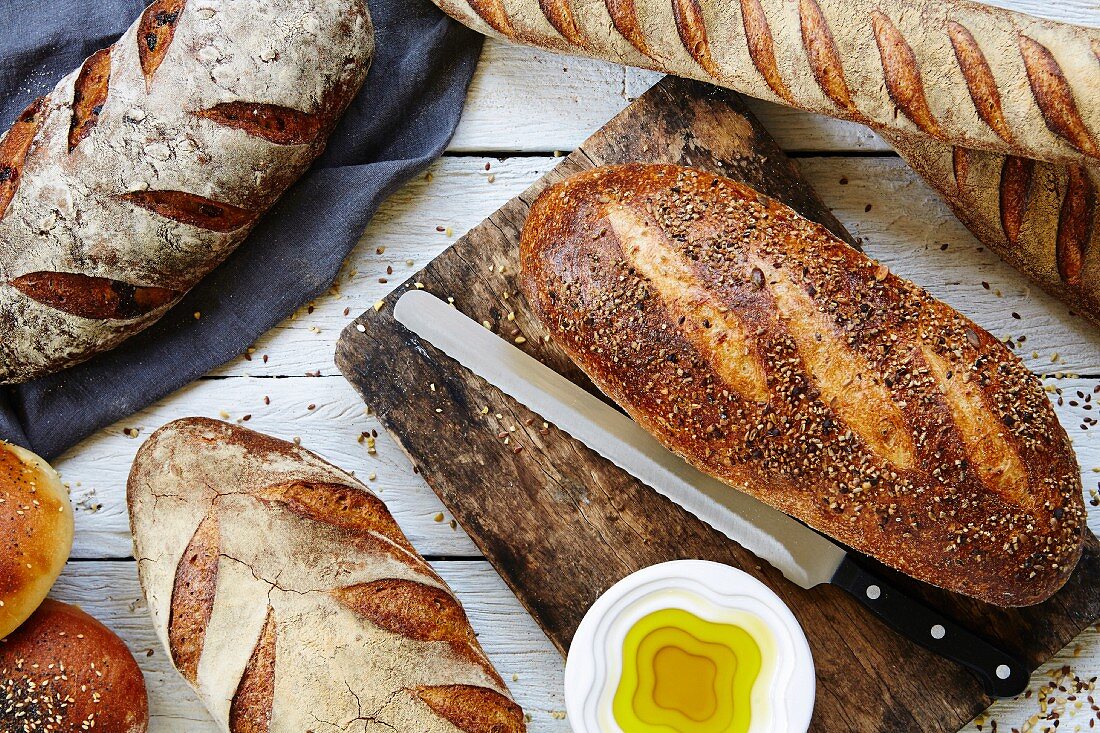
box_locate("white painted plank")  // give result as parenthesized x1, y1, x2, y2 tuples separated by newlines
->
(452, 42, 893, 155)
(48, 560, 568, 733)
(206, 155, 1100, 381)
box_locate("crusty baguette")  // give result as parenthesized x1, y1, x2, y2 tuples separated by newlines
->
(0, 0, 373, 384)
(0, 599, 149, 733)
(520, 164, 1085, 607)
(127, 418, 525, 733)
(885, 132, 1100, 329)
(432, 0, 1098, 166)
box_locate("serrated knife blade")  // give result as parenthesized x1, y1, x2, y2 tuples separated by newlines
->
(392, 289, 1028, 696)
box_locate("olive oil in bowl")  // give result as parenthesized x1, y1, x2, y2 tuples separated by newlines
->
(565, 561, 815, 733)
(613, 608, 763, 733)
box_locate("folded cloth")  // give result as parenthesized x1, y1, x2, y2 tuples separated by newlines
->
(0, 0, 482, 459)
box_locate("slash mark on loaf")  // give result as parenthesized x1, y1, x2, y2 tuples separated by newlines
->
(921, 346, 1028, 503)
(168, 512, 220, 683)
(539, 0, 587, 46)
(0, 96, 48, 218)
(68, 47, 112, 151)
(672, 0, 722, 78)
(739, 0, 793, 103)
(798, 0, 859, 117)
(999, 156, 1035, 245)
(465, 0, 515, 36)
(196, 103, 325, 146)
(228, 607, 277, 733)
(871, 11, 940, 136)
(946, 22, 1013, 144)
(414, 684, 526, 733)
(1018, 35, 1099, 158)
(11, 272, 179, 320)
(1056, 167, 1097, 288)
(138, 0, 185, 86)
(120, 190, 254, 232)
(604, 0, 652, 57)
(761, 262, 916, 471)
(608, 205, 770, 404)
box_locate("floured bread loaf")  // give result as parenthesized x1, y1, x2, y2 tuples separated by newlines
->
(128, 418, 525, 733)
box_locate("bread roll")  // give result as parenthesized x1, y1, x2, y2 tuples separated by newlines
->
(0, 0, 373, 384)
(128, 418, 525, 733)
(0, 441, 73, 639)
(0, 598, 149, 732)
(520, 163, 1085, 607)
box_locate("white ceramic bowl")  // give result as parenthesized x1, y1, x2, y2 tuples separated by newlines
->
(564, 560, 815, 733)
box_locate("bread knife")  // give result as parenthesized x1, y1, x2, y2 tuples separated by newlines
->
(394, 289, 1029, 697)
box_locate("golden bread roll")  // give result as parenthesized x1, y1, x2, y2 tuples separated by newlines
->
(0, 441, 73, 639)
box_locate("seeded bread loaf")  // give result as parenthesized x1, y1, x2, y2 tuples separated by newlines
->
(884, 133, 1100, 329)
(0, 0, 373, 384)
(520, 164, 1085, 607)
(127, 418, 525, 733)
(431, 0, 1098, 166)
(0, 599, 149, 733)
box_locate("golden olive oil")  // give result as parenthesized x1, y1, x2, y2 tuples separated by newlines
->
(613, 608, 762, 733)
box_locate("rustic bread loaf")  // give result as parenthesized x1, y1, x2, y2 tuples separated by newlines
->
(127, 418, 525, 733)
(0, 0, 373, 384)
(0, 441, 73, 640)
(431, 0, 1098, 166)
(885, 132, 1100, 329)
(520, 164, 1085, 607)
(0, 598, 149, 732)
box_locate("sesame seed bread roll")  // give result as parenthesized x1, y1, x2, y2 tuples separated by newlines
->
(0, 598, 149, 732)
(0, 441, 73, 639)
(520, 164, 1085, 607)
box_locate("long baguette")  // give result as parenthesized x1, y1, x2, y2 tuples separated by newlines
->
(520, 164, 1086, 607)
(432, 0, 1098, 166)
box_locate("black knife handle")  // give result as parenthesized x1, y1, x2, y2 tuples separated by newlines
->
(831, 555, 1029, 698)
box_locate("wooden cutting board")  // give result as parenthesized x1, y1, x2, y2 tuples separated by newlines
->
(336, 76, 1100, 732)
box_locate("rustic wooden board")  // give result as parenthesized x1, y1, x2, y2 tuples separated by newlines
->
(336, 76, 1100, 732)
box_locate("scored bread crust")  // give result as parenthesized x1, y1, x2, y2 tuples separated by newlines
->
(0, 0, 373, 384)
(520, 164, 1085, 607)
(127, 418, 525, 733)
(431, 0, 1099, 166)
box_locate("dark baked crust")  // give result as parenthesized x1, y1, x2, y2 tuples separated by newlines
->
(0, 599, 148, 733)
(520, 163, 1084, 607)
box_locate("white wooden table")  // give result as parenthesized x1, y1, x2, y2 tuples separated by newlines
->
(50, 3, 1100, 729)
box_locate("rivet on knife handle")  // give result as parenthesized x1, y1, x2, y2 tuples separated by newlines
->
(831, 555, 1029, 698)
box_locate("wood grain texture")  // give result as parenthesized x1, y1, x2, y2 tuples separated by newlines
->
(336, 77, 1100, 732)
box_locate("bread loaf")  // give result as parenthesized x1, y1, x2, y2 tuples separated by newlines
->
(431, 0, 1098, 166)
(0, 0, 373, 384)
(0, 441, 73, 640)
(886, 133, 1100, 329)
(0, 598, 149, 732)
(520, 164, 1085, 607)
(127, 418, 525, 733)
